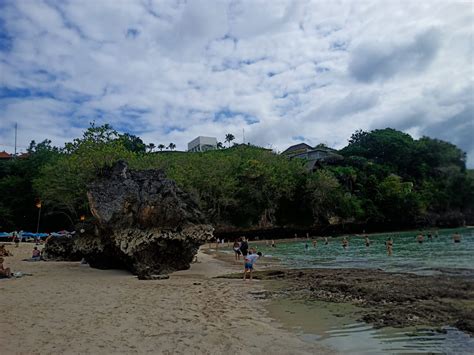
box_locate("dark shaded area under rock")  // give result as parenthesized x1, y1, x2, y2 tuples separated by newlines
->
(220, 268, 474, 335)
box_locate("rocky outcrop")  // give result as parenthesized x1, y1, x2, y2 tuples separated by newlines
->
(46, 161, 213, 276)
(42, 236, 82, 261)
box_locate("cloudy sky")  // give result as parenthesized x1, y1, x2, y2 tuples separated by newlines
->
(0, 0, 473, 165)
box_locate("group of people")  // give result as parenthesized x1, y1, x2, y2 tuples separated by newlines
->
(0, 244, 44, 279)
(230, 237, 262, 281)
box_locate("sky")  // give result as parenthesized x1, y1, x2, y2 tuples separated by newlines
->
(0, 0, 473, 165)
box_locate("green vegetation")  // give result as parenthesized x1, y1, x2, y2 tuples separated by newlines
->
(0, 125, 472, 232)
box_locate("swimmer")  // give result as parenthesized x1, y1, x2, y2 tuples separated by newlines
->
(304, 242, 309, 251)
(385, 237, 393, 256)
(312, 239, 318, 248)
(364, 235, 370, 247)
(416, 233, 424, 244)
(452, 233, 461, 243)
(342, 237, 349, 249)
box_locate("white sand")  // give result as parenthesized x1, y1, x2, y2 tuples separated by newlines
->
(0, 243, 332, 354)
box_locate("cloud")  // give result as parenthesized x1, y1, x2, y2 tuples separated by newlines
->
(348, 28, 441, 83)
(422, 104, 474, 167)
(0, 0, 472, 167)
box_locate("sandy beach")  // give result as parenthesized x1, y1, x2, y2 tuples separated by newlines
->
(0, 243, 332, 354)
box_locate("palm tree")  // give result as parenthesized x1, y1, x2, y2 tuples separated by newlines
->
(147, 143, 155, 153)
(217, 142, 224, 149)
(224, 134, 235, 148)
(158, 144, 165, 152)
(168, 143, 176, 151)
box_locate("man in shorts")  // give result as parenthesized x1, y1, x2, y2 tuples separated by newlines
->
(243, 248, 262, 281)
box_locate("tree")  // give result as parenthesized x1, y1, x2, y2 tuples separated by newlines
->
(225, 134, 235, 147)
(147, 143, 156, 153)
(118, 133, 146, 153)
(157, 144, 165, 152)
(167, 143, 176, 151)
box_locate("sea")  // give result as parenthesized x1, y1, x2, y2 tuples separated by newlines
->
(249, 227, 474, 354)
(256, 227, 474, 275)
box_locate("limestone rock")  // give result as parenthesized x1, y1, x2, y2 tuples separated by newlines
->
(76, 161, 213, 275)
(42, 237, 82, 261)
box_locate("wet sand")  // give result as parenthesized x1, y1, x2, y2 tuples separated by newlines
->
(0, 243, 332, 354)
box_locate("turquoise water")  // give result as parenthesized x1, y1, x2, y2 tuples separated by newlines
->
(256, 228, 474, 274)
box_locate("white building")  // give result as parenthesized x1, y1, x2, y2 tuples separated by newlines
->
(187, 136, 217, 152)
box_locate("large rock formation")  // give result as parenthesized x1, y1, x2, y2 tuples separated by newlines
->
(42, 236, 82, 261)
(46, 161, 213, 276)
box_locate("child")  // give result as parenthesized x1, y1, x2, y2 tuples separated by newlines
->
(243, 248, 262, 281)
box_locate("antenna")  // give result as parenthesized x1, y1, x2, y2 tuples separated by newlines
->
(14, 123, 17, 157)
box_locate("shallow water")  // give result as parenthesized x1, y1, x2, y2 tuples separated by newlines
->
(267, 298, 474, 354)
(256, 228, 474, 274)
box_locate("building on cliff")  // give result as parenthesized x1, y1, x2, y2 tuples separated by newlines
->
(282, 143, 343, 171)
(0, 151, 29, 160)
(187, 136, 217, 152)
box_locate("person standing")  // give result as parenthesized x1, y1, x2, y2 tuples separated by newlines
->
(243, 248, 262, 281)
(233, 239, 242, 260)
(271, 239, 276, 248)
(240, 238, 249, 257)
(13, 231, 19, 248)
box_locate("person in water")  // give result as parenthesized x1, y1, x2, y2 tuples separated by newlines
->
(452, 233, 461, 243)
(243, 248, 262, 281)
(324, 237, 329, 245)
(385, 237, 393, 256)
(312, 239, 318, 248)
(364, 235, 371, 247)
(416, 233, 424, 244)
(342, 237, 349, 249)
(304, 242, 309, 251)
(271, 240, 276, 248)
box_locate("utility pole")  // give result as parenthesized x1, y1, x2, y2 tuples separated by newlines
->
(243, 128, 245, 144)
